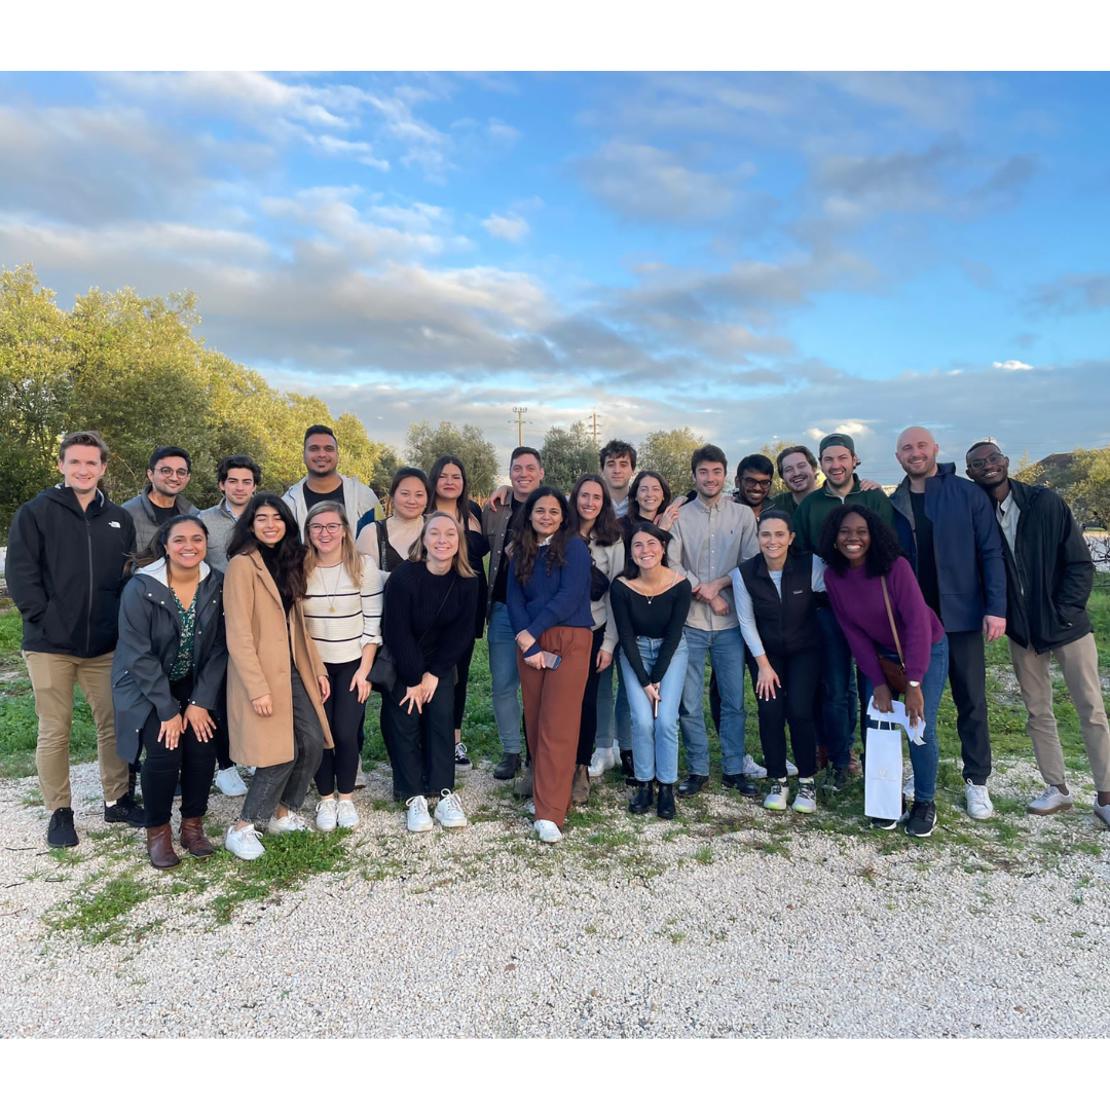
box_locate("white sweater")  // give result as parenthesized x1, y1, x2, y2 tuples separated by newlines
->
(302, 555, 384, 665)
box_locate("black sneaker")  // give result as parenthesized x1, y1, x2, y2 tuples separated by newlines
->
(619, 749, 636, 785)
(721, 773, 760, 797)
(870, 815, 898, 831)
(829, 767, 850, 792)
(906, 800, 937, 838)
(492, 753, 520, 780)
(677, 774, 709, 797)
(104, 795, 146, 827)
(454, 742, 472, 770)
(47, 807, 79, 848)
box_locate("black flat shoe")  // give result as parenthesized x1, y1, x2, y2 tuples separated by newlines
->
(104, 795, 146, 827)
(492, 753, 521, 780)
(677, 774, 708, 797)
(721, 773, 759, 797)
(629, 781, 654, 815)
(656, 783, 675, 820)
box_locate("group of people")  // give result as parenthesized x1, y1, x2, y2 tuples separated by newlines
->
(6, 419, 1109, 868)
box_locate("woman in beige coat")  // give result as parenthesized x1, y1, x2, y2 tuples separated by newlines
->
(222, 493, 333, 860)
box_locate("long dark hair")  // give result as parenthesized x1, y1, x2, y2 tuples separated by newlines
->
(513, 486, 573, 583)
(627, 469, 673, 526)
(567, 473, 622, 545)
(621, 521, 672, 580)
(130, 514, 210, 573)
(428, 454, 473, 525)
(819, 503, 902, 577)
(227, 493, 308, 599)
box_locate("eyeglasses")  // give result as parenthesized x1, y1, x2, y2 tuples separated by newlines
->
(742, 478, 773, 489)
(155, 467, 190, 478)
(308, 523, 344, 534)
(967, 453, 1005, 472)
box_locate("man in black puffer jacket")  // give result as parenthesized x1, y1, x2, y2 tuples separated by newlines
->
(966, 440, 1110, 829)
(5, 431, 144, 848)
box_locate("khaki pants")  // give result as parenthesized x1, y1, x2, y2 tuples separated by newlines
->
(23, 650, 130, 811)
(1009, 633, 1110, 792)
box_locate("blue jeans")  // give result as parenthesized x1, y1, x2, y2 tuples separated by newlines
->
(487, 602, 522, 754)
(621, 635, 689, 784)
(679, 625, 748, 777)
(817, 606, 858, 769)
(861, 635, 949, 803)
(594, 650, 632, 752)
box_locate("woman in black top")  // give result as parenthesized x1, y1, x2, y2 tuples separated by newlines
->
(429, 454, 490, 770)
(380, 511, 479, 833)
(113, 516, 227, 868)
(358, 467, 429, 579)
(610, 522, 692, 819)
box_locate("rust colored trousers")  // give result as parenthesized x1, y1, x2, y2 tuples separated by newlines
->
(517, 626, 592, 827)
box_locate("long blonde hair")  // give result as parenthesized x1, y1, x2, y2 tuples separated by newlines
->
(303, 500, 363, 586)
(412, 511, 475, 578)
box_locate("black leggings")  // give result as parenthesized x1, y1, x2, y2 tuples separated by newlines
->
(314, 658, 366, 796)
(755, 647, 820, 779)
(452, 639, 475, 732)
(381, 677, 455, 799)
(140, 675, 217, 827)
(576, 624, 607, 766)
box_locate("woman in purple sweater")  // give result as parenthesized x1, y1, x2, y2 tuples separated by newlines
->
(819, 505, 948, 838)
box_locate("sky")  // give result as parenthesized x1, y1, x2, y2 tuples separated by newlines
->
(1, 69, 1108, 484)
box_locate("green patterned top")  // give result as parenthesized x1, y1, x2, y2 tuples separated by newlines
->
(169, 590, 198, 681)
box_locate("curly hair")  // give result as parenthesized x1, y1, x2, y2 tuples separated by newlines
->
(567, 474, 622, 545)
(226, 493, 308, 600)
(513, 486, 572, 583)
(818, 503, 903, 577)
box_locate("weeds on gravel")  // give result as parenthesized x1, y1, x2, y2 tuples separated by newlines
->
(49, 872, 154, 944)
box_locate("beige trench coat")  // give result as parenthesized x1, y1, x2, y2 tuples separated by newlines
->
(224, 550, 333, 767)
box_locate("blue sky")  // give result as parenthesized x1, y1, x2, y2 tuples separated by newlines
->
(1, 70, 1108, 483)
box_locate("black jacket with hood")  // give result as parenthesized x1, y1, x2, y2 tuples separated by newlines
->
(5, 485, 137, 657)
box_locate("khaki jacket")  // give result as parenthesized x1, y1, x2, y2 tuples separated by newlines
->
(223, 550, 333, 767)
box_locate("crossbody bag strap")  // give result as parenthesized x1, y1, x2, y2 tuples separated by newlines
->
(880, 575, 905, 669)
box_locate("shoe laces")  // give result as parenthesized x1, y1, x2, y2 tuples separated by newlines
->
(797, 781, 816, 800)
(439, 789, 463, 816)
(405, 795, 428, 813)
(768, 779, 786, 796)
(238, 823, 262, 842)
(455, 742, 468, 758)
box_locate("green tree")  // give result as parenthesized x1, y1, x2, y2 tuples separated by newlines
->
(405, 420, 498, 497)
(539, 421, 597, 493)
(638, 427, 703, 497)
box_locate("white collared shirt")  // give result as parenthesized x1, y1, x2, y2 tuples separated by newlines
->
(996, 491, 1020, 553)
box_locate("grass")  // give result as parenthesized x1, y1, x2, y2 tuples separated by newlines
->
(4, 589, 1110, 946)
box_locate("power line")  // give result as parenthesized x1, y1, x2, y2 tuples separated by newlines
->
(510, 406, 529, 447)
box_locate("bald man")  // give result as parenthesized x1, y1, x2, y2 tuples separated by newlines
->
(891, 426, 1008, 820)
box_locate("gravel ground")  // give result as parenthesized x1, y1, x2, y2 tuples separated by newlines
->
(1, 758, 1107, 1038)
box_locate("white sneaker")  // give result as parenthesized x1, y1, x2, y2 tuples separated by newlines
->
(1027, 784, 1074, 815)
(523, 798, 536, 816)
(793, 780, 817, 814)
(225, 823, 265, 860)
(965, 780, 994, 820)
(763, 779, 789, 812)
(405, 795, 433, 833)
(742, 753, 767, 779)
(214, 766, 248, 797)
(336, 799, 359, 829)
(315, 797, 338, 831)
(1094, 800, 1110, 830)
(353, 765, 367, 790)
(267, 811, 309, 834)
(588, 746, 617, 778)
(434, 789, 468, 828)
(785, 759, 798, 777)
(534, 819, 563, 843)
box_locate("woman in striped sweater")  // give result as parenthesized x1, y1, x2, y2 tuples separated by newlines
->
(302, 500, 384, 831)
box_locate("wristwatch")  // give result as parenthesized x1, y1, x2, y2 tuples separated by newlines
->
(907, 680, 921, 688)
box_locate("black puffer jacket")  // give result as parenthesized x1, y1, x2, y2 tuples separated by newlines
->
(5, 486, 136, 657)
(990, 479, 1094, 653)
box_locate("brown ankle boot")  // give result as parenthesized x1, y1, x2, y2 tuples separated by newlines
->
(179, 815, 215, 858)
(146, 824, 180, 869)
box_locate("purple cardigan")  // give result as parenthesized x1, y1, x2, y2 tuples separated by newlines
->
(824, 556, 945, 687)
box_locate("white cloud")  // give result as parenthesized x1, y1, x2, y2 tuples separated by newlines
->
(992, 359, 1034, 371)
(482, 213, 530, 242)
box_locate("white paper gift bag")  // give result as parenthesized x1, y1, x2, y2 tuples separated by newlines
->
(864, 717, 904, 820)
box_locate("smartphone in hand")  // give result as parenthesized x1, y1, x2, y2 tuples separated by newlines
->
(540, 651, 562, 670)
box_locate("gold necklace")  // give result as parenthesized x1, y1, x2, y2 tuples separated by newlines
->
(317, 561, 344, 612)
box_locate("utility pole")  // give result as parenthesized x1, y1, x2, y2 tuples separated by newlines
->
(588, 410, 601, 447)
(511, 406, 529, 447)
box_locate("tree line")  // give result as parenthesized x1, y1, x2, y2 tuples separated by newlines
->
(3, 265, 1102, 535)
